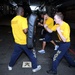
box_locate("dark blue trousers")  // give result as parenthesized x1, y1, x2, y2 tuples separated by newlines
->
(43, 32, 52, 42)
(9, 43, 37, 69)
(52, 42, 75, 73)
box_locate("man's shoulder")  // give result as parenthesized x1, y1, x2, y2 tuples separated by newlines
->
(21, 16, 27, 20)
(18, 16, 26, 19)
(48, 17, 53, 21)
(63, 21, 69, 26)
(62, 21, 70, 29)
(11, 16, 27, 22)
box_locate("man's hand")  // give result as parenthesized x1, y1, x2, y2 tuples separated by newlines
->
(56, 26, 60, 31)
(23, 28, 28, 34)
(38, 22, 41, 25)
(44, 24, 48, 28)
(38, 22, 43, 26)
(44, 15, 47, 20)
(57, 26, 66, 42)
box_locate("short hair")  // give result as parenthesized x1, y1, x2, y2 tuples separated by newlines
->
(43, 12, 47, 15)
(40, 12, 47, 15)
(16, 7, 24, 14)
(54, 12, 64, 20)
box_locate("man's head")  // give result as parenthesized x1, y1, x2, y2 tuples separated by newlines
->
(40, 12, 45, 18)
(54, 12, 64, 24)
(40, 14, 44, 18)
(43, 13, 49, 20)
(16, 7, 24, 16)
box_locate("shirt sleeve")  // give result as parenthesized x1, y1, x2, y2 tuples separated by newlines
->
(51, 25, 59, 31)
(22, 18, 28, 30)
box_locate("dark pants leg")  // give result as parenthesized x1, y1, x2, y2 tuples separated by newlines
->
(9, 43, 37, 69)
(9, 43, 23, 67)
(52, 42, 70, 73)
(64, 52, 75, 66)
(21, 45, 37, 69)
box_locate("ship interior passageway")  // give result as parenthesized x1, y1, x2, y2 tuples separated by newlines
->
(0, 0, 75, 75)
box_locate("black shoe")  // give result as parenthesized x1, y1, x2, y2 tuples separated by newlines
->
(47, 70, 57, 75)
(68, 64, 75, 68)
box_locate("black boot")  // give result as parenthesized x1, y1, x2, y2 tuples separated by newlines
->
(68, 64, 75, 68)
(46, 70, 57, 75)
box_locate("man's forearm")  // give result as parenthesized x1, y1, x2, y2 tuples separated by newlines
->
(57, 29, 66, 42)
(44, 25, 52, 33)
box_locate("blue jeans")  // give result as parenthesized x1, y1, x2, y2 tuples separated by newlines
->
(9, 43, 37, 69)
(52, 42, 75, 73)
